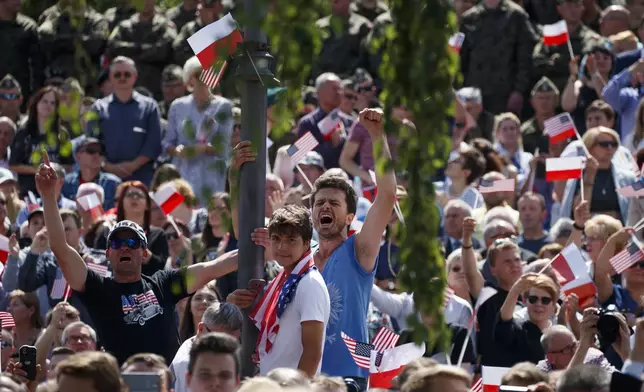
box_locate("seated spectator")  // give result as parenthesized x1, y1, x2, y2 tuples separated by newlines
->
(178, 281, 223, 342)
(14, 162, 76, 228)
(173, 302, 244, 391)
(495, 274, 558, 364)
(56, 351, 124, 392)
(93, 181, 169, 276)
(7, 290, 43, 347)
(186, 333, 241, 392)
(61, 136, 121, 210)
(501, 362, 549, 386)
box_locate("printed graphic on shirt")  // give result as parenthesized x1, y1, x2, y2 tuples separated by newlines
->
(326, 282, 343, 345)
(121, 290, 163, 326)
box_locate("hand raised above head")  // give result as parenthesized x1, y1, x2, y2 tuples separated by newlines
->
(35, 150, 58, 198)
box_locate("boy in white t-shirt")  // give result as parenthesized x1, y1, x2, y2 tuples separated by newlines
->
(231, 205, 330, 377)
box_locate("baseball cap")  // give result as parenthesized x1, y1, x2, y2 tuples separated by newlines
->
(107, 220, 148, 248)
(0, 74, 21, 92)
(73, 136, 102, 155)
(298, 152, 325, 170)
(0, 168, 16, 185)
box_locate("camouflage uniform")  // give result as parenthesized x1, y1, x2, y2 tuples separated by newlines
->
(106, 13, 177, 100)
(104, 4, 137, 31)
(533, 24, 605, 94)
(173, 19, 202, 68)
(313, 12, 373, 80)
(165, 4, 197, 32)
(522, 77, 560, 153)
(0, 13, 42, 98)
(350, 0, 389, 22)
(459, 0, 538, 114)
(361, 11, 392, 88)
(522, 0, 560, 26)
(37, 4, 108, 91)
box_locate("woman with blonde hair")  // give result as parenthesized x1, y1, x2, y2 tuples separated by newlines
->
(624, 99, 644, 153)
(493, 112, 532, 186)
(559, 126, 636, 224)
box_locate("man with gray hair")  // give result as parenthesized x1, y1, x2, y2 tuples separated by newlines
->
(456, 87, 494, 141)
(61, 321, 98, 353)
(84, 56, 162, 186)
(443, 199, 480, 255)
(170, 301, 243, 392)
(296, 72, 353, 169)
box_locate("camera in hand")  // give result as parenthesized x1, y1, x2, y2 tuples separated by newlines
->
(597, 305, 623, 346)
(344, 377, 361, 392)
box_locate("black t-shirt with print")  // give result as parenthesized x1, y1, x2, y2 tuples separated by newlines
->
(77, 268, 189, 364)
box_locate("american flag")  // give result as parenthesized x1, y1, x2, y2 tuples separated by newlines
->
(86, 262, 109, 278)
(250, 252, 315, 356)
(478, 178, 515, 194)
(0, 312, 15, 329)
(544, 113, 576, 143)
(287, 132, 319, 165)
(443, 286, 455, 309)
(51, 273, 70, 300)
(610, 241, 644, 274)
(199, 61, 227, 89)
(448, 32, 465, 52)
(317, 109, 343, 140)
(341, 331, 374, 369)
(470, 376, 483, 392)
(371, 327, 400, 353)
(136, 290, 159, 306)
(122, 296, 135, 312)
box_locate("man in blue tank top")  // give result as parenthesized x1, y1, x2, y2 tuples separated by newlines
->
(309, 108, 398, 382)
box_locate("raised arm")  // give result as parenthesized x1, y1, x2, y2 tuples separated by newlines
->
(36, 152, 88, 292)
(355, 109, 397, 272)
(461, 217, 484, 297)
(184, 249, 239, 294)
(595, 228, 632, 303)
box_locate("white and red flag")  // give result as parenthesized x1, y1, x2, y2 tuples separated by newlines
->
(550, 243, 588, 286)
(561, 275, 598, 308)
(471, 377, 483, 392)
(448, 32, 465, 52)
(482, 366, 511, 392)
(544, 113, 576, 143)
(287, 132, 319, 165)
(368, 342, 426, 389)
(187, 13, 242, 88)
(610, 241, 644, 274)
(478, 178, 515, 194)
(545, 156, 584, 182)
(348, 219, 363, 237)
(317, 109, 344, 141)
(152, 184, 185, 215)
(543, 20, 569, 46)
(0, 235, 9, 263)
(77, 193, 104, 221)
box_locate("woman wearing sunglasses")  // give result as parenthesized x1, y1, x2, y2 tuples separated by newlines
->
(559, 127, 636, 224)
(94, 181, 169, 276)
(495, 273, 559, 364)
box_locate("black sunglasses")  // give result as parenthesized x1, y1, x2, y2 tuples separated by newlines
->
(528, 295, 553, 305)
(109, 238, 142, 250)
(596, 140, 618, 149)
(113, 71, 132, 80)
(79, 146, 102, 155)
(0, 93, 20, 100)
(125, 191, 145, 199)
(451, 266, 461, 273)
(344, 93, 357, 101)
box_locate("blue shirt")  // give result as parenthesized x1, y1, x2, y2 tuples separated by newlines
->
(297, 108, 353, 169)
(603, 284, 641, 316)
(602, 69, 643, 140)
(85, 92, 162, 186)
(61, 171, 122, 210)
(320, 235, 376, 378)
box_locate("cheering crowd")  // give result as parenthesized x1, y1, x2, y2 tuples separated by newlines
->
(7, 0, 644, 391)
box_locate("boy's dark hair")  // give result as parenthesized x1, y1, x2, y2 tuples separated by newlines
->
(311, 174, 358, 215)
(459, 148, 486, 185)
(585, 100, 615, 122)
(60, 208, 82, 230)
(268, 205, 313, 242)
(188, 332, 241, 376)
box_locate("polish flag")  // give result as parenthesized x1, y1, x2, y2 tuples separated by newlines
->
(317, 109, 344, 141)
(550, 243, 588, 286)
(482, 366, 511, 392)
(368, 342, 426, 389)
(0, 235, 9, 263)
(543, 20, 569, 46)
(152, 184, 185, 215)
(562, 275, 598, 308)
(77, 193, 104, 221)
(187, 13, 243, 70)
(348, 219, 363, 237)
(448, 32, 465, 52)
(545, 156, 584, 182)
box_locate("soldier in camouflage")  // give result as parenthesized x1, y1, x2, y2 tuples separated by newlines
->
(533, 0, 606, 94)
(104, 0, 138, 31)
(0, 75, 25, 126)
(459, 0, 538, 115)
(350, 0, 389, 22)
(173, 0, 223, 67)
(37, 0, 108, 93)
(521, 77, 560, 154)
(106, 0, 177, 100)
(166, 0, 198, 32)
(313, 0, 373, 80)
(0, 0, 42, 102)
(158, 65, 186, 120)
(361, 10, 391, 90)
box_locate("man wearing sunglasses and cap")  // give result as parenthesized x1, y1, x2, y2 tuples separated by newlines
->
(0, 75, 25, 126)
(36, 151, 244, 365)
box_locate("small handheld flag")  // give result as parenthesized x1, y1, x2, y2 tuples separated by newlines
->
(287, 132, 319, 165)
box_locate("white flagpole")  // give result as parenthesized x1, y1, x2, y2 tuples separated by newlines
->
(295, 164, 315, 190)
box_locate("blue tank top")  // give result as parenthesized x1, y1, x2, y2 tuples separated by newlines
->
(319, 235, 376, 378)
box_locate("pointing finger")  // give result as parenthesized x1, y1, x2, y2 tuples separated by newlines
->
(42, 149, 50, 166)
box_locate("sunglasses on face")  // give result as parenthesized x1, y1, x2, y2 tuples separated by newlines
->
(125, 191, 145, 200)
(112, 71, 132, 80)
(548, 341, 577, 355)
(527, 295, 553, 305)
(80, 146, 102, 155)
(109, 238, 142, 250)
(596, 140, 618, 149)
(454, 122, 466, 129)
(0, 93, 20, 100)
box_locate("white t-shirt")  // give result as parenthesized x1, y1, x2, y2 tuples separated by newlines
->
(170, 336, 195, 392)
(259, 269, 330, 375)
